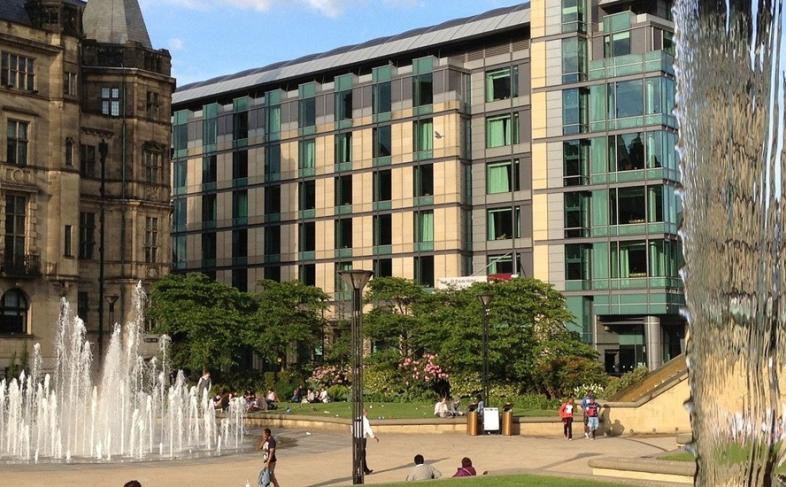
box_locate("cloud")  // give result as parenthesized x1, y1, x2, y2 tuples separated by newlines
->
(143, 0, 415, 18)
(168, 38, 185, 51)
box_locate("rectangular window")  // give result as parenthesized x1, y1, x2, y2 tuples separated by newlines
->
(561, 0, 585, 33)
(265, 225, 281, 255)
(232, 229, 248, 258)
(604, 31, 631, 58)
(1, 52, 35, 90)
(299, 264, 316, 286)
(233, 111, 249, 140)
(648, 185, 664, 223)
(233, 150, 248, 180)
(413, 119, 433, 153)
(299, 97, 316, 128)
(265, 185, 281, 215)
(335, 261, 352, 297)
(264, 265, 281, 282)
(562, 37, 587, 83)
(173, 122, 188, 153)
(267, 105, 281, 134)
(299, 139, 316, 170)
(610, 133, 645, 171)
(563, 88, 589, 135)
(202, 155, 217, 184)
(413, 164, 434, 197)
(373, 81, 391, 114)
(335, 218, 353, 249)
(4, 195, 26, 266)
(173, 160, 186, 189)
(373, 258, 393, 277)
(79, 212, 95, 259)
(64, 72, 77, 96)
(146, 91, 161, 120)
(610, 187, 647, 226)
(232, 190, 248, 221)
(485, 67, 518, 102)
(564, 192, 590, 238)
(412, 73, 433, 107)
(414, 255, 434, 287)
(336, 89, 352, 121)
(266, 144, 281, 178)
(64, 225, 72, 257)
(202, 194, 217, 224)
(610, 240, 647, 278)
(487, 207, 520, 240)
(373, 125, 392, 158)
(144, 150, 161, 184)
(173, 235, 187, 268)
(609, 79, 643, 120)
(173, 198, 186, 230)
(299, 222, 316, 252)
(101, 87, 121, 117)
(565, 244, 592, 280)
(202, 232, 216, 262)
(65, 139, 73, 167)
(144, 217, 159, 263)
(485, 113, 519, 148)
(335, 175, 352, 207)
(488, 254, 520, 275)
(7, 120, 28, 167)
(335, 133, 352, 164)
(79, 144, 96, 177)
(486, 159, 520, 194)
(299, 180, 316, 211)
(232, 268, 248, 292)
(77, 292, 89, 324)
(373, 214, 392, 246)
(563, 140, 590, 186)
(414, 210, 434, 243)
(373, 170, 392, 202)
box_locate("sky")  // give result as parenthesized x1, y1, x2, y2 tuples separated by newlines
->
(137, 0, 526, 87)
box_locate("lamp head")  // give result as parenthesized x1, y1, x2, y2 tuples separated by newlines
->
(478, 292, 493, 308)
(339, 269, 374, 291)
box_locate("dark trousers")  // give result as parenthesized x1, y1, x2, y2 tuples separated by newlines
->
(562, 418, 573, 439)
(362, 438, 372, 473)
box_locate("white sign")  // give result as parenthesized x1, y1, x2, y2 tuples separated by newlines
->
(436, 276, 488, 290)
(483, 407, 500, 432)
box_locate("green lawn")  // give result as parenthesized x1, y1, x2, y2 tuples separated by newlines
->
(356, 473, 630, 487)
(278, 401, 555, 420)
(659, 447, 786, 474)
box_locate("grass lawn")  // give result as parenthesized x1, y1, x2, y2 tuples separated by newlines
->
(356, 473, 631, 487)
(659, 447, 786, 474)
(278, 401, 556, 420)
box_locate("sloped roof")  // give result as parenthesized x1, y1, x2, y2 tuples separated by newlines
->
(174, 2, 530, 106)
(83, 0, 152, 48)
(0, 0, 32, 26)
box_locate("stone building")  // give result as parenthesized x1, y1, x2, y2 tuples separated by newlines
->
(172, 0, 682, 373)
(0, 0, 174, 371)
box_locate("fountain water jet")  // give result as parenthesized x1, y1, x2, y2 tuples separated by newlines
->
(0, 283, 244, 463)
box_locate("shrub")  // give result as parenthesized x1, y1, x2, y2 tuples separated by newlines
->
(327, 384, 350, 402)
(448, 372, 482, 400)
(513, 393, 561, 411)
(604, 365, 649, 398)
(364, 367, 405, 402)
(308, 364, 351, 389)
(572, 383, 605, 400)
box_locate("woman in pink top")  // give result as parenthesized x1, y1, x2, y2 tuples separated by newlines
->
(452, 457, 477, 477)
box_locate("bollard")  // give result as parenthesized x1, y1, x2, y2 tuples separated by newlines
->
(501, 410, 513, 436)
(467, 411, 479, 436)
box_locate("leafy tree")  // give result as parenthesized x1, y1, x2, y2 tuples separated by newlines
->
(364, 277, 425, 361)
(532, 333, 607, 398)
(245, 279, 328, 371)
(149, 273, 254, 374)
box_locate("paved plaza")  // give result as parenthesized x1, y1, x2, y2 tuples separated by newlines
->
(1, 429, 681, 487)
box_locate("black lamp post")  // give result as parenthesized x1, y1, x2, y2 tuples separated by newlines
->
(339, 269, 373, 485)
(478, 292, 493, 407)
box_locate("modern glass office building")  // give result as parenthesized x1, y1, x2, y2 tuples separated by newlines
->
(170, 0, 682, 373)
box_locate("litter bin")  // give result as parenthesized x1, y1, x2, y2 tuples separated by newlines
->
(501, 410, 514, 436)
(467, 411, 479, 436)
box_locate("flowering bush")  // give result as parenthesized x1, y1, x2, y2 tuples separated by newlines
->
(572, 383, 605, 400)
(308, 364, 351, 389)
(399, 353, 449, 386)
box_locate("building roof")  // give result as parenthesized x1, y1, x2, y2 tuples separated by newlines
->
(174, 2, 530, 106)
(83, 0, 152, 48)
(0, 0, 33, 26)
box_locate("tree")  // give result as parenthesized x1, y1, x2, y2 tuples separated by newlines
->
(363, 277, 425, 361)
(245, 279, 328, 371)
(149, 273, 254, 374)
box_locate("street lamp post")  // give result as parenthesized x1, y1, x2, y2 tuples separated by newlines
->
(339, 269, 374, 485)
(478, 292, 493, 408)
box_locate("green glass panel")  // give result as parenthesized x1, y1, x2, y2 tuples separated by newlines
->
(413, 56, 434, 75)
(487, 162, 511, 193)
(591, 190, 608, 227)
(335, 74, 353, 92)
(372, 65, 392, 82)
(299, 81, 317, 99)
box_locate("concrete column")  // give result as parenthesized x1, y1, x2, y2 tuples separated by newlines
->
(645, 316, 662, 371)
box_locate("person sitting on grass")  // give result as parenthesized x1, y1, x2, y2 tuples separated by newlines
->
(434, 397, 450, 418)
(452, 457, 476, 477)
(405, 454, 442, 481)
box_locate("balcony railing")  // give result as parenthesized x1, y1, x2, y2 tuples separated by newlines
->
(1, 254, 41, 277)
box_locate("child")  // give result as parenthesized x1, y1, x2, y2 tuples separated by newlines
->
(559, 398, 575, 440)
(585, 397, 601, 440)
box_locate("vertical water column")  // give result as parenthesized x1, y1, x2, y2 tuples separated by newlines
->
(675, 1, 786, 486)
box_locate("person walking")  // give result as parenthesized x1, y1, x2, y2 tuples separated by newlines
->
(258, 428, 280, 487)
(359, 409, 380, 474)
(580, 392, 594, 438)
(585, 397, 601, 440)
(559, 398, 575, 440)
(406, 454, 442, 481)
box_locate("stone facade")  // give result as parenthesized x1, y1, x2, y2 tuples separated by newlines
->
(0, 0, 174, 372)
